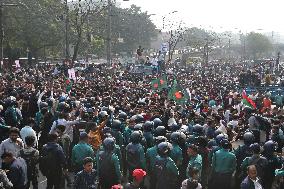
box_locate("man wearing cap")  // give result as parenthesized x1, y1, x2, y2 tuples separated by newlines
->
(71, 132, 95, 173)
(124, 169, 147, 189)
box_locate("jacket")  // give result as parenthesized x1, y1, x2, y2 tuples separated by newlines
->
(74, 170, 97, 189)
(241, 176, 263, 189)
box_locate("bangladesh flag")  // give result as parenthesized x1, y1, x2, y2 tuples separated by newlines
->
(158, 75, 168, 89)
(65, 78, 73, 93)
(168, 80, 189, 104)
(151, 79, 160, 91)
(242, 90, 256, 109)
(151, 75, 168, 91)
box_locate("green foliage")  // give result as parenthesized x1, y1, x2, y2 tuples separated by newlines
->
(3, 1, 157, 62)
(246, 32, 272, 59)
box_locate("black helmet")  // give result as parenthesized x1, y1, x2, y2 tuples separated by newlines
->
(215, 134, 227, 146)
(40, 102, 49, 109)
(263, 140, 277, 155)
(193, 124, 204, 136)
(99, 111, 108, 118)
(157, 142, 172, 157)
(155, 136, 167, 145)
(143, 121, 154, 132)
(136, 114, 145, 123)
(154, 126, 166, 137)
(243, 132, 255, 145)
(169, 123, 180, 132)
(118, 112, 127, 121)
(102, 127, 112, 135)
(103, 137, 115, 151)
(130, 131, 143, 144)
(170, 132, 181, 143)
(112, 119, 121, 130)
(134, 124, 143, 131)
(153, 118, 163, 128)
(221, 139, 231, 149)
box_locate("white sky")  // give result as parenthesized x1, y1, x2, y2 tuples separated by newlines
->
(120, 0, 284, 35)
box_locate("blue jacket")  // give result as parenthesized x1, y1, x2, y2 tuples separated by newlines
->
(74, 170, 97, 189)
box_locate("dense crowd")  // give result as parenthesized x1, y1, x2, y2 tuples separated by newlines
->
(0, 60, 284, 189)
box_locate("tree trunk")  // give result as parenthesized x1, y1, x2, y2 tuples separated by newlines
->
(72, 32, 82, 64)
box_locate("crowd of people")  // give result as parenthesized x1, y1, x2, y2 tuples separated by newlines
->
(0, 59, 284, 189)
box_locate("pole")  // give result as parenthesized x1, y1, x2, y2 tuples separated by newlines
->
(106, 0, 112, 66)
(0, 2, 3, 70)
(65, 0, 69, 59)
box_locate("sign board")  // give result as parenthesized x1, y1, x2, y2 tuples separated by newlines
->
(160, 43, 168, 53)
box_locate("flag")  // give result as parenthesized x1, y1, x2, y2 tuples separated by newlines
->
(151, 75, 168, 91)
(158, 75, 168, 89)
(168, 80, 189, 104)
(242, 90, 256, 109)
(151, 78, 159, 91)
(65, 78, 73, 93)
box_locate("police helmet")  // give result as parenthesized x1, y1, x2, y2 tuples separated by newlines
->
(169, 123, 180, 132)
(170, 132, 181, 143)
(155, 136, 167, 145)
(143, 121, 154, 132)
(153, 118, 163, 128)
(263, 140, 277, 154)
(135, 114, 145, 123)
(112, 119, 122, 130)
(243, 132, 255, 145)
(130, 131, 143, 144)
(215, 134, 227, 146)
(103, 137, 115, 151)
(157, 142, 172, 157)
(118, 112, 127, 121)
(193, 124, 204, 136)
(99, 111, 109, 118)
(134, 124, 143, 131)
(154, 126, 166, 137)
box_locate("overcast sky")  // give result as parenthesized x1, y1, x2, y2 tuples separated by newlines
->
(120, 0, 284, 36)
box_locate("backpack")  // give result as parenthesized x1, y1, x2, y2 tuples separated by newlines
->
(39, 146, 59, 176)
(154, 157, 176, 189)
(126, 144, 140, 168)
(5, 107, 19, 127)
(19, 149, 37, 180)
(98, 151, 117, 182)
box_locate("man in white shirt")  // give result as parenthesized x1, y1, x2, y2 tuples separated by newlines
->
(0, 128, 24, 168)
(49, 113, 79, 142)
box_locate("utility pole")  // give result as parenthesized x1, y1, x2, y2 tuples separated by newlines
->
(0, 1, 18, 70)
(106, 0, 112, 66)
(65, 0, 69, 60)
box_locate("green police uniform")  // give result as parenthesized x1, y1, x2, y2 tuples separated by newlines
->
(212, 148, 236, 174)
(170, 143, 183, 167)
(146, 145, 158, 172)
(186, 154, 202, 179)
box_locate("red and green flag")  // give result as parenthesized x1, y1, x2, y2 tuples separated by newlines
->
(242, 90, 256, 109)
(151, 75, 168, 91)
(65, 78, 73, 93)
(168, 80, 189, 104)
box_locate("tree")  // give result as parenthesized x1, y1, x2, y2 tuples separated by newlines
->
(246, 32, 272, 59)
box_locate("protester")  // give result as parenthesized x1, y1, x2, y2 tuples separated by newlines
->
(1, 152, 27, 189)
(19, 136, 39, 189)
(0, 168, 13, 189)
(74, 157, 97, 189)
(241, 165, 264, 189)
(40, 133, 66, 189)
